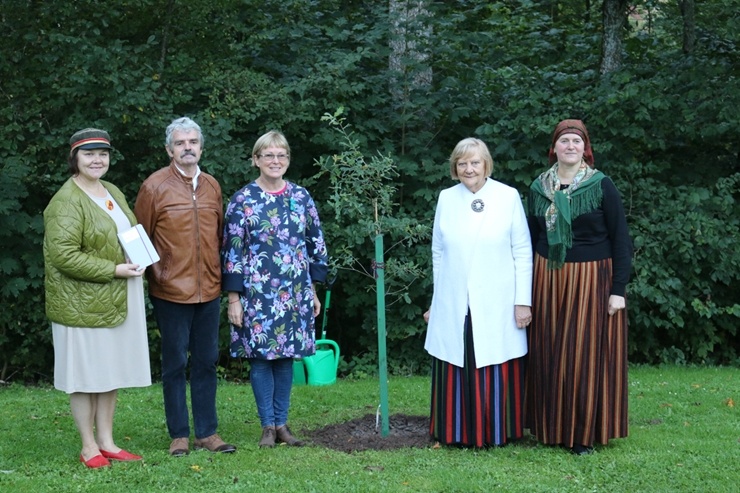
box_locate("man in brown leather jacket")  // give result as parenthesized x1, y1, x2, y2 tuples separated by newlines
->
(135, 117, 235, 456)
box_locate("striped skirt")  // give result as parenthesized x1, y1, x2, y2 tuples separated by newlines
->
(525, 254, 628, 447)
(430, 312, 525, 448)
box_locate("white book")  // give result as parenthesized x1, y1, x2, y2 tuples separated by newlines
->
(117, 224, 160, 269)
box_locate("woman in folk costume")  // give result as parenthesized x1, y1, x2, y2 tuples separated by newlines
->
(525, 119, 632, 455)
(423, 137, 533, 447)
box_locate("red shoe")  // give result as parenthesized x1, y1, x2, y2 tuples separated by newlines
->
(80, 454, 111, 469)
(100, 449, 143, 461)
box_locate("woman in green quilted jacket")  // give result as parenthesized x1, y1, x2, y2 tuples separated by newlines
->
(43, 128, 152, 468)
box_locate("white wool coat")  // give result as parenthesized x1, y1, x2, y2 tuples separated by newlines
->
(424, 179, 532, 368)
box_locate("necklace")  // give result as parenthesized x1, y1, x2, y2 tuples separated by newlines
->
(471, 199, 484, 213)
(74, 177, 106, 197)
(74, 177, 113, 210)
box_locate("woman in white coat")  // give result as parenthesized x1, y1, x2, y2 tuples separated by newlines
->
(423, 137, 532, 448)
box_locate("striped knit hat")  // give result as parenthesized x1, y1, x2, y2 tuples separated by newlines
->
(69, 128, 112, 154)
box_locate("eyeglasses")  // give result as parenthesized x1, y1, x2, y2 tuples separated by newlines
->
(259, 153, 290, 162)
(456, 160, 482, 169)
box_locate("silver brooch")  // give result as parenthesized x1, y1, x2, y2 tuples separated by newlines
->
(471, 199, 484, 213)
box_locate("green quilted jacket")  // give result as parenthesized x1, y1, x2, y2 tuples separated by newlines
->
(43, 178, 136, 327)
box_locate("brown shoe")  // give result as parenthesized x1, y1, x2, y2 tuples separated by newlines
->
(275, 425, 304, 447)
(169, 437, 190, 457)
(259, 426, 276, 448)
(194, 433, 236, 453)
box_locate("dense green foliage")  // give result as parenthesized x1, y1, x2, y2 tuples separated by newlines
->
(1, 0, 738, 381)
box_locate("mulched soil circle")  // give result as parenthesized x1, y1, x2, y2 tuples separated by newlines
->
(304, 413, 433, 453)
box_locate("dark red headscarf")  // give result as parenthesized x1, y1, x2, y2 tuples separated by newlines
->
(548, 119, 594, 167)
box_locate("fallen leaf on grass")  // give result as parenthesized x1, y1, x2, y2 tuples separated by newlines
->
(684, 421, 690, 427)
(691, 384, 701, 389)
(725, 398, 735, 408)
(432, 442, 441, 449)
(660, 403, 673, 408)
(365, 466, 384, 472)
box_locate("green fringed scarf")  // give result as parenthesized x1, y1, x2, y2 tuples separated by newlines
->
(529, 162, 605, 269)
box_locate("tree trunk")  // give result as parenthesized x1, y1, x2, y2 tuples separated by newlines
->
(159, 0, 176, 73)
(600, 0, 629, 75)
(388, 0, 432, 97)
(680, 0, 696, 54)
(388, 0, 432, 154)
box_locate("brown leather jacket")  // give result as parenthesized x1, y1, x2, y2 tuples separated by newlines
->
(134, 163, 223, 304)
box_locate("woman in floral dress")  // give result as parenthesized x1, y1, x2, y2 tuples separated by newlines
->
(221, 130, 328, 448)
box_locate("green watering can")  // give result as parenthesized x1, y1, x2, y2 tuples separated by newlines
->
(293, 278, 339, 386)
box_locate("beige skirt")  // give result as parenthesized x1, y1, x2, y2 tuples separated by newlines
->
(52, 276, 152, 394)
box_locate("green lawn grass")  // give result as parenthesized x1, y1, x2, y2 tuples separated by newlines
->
(1, 366, 737, 492)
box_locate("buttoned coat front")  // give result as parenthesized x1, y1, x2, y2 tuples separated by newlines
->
(424, 178, 532, 368)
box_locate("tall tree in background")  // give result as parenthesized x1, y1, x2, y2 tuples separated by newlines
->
(600, 0, 629, 74)
(388, 0, 432, 155)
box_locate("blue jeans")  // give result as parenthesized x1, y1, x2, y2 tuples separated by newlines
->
(151, 296, 220, 440)
(249, 358, 294, 427)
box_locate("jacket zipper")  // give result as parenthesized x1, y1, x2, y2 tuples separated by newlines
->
(192, 188, 203, 303)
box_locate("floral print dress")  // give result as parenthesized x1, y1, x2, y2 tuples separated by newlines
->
(221, 181, 328, 360)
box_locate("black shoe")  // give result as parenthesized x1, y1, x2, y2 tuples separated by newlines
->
(570, 444, 594, 455)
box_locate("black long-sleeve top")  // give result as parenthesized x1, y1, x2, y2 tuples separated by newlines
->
(528, 177, 633, 297)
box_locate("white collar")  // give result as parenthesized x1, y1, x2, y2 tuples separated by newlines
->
(175, 164, 201, 190)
